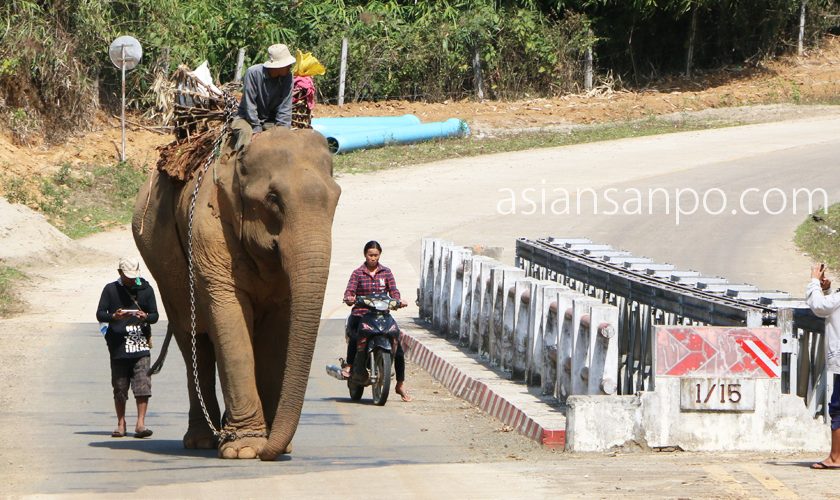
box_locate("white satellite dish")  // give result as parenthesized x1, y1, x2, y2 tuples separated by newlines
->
(109, 35, 143, 70)
(109, 35, 143, 162)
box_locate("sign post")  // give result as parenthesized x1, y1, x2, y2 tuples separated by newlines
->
(655, 326, 782, 414)
(108, 36, 143, 162)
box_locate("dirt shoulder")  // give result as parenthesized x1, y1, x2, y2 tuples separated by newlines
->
(1, 36, 839, 190)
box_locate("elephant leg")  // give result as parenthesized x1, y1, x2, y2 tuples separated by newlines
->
(253, 304, 295, 455)
(208, 295, 268, 459)
(174, 329, 221, 449)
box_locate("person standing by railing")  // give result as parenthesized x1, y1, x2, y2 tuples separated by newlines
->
(805, 263, 840, 470)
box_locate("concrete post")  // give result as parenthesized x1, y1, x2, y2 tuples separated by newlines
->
(461, 256, 491, 347)
(475, 260, 502, 355)
(587, 304, 620, 395)
(437, 244, 453, 334)
(510, 278, 539, 378)
(489, 266, 526, 366)
(419, 238, 435, 320)
(447, 246, 472, 339)
(571, 297, 602, 396)
(431, 240, 451, 331)
(777, 308, 797, 394)
(530, 284, 571, 385)
(556, 292, 579, 401)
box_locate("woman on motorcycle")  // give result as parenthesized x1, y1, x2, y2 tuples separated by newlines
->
(343, 240, 412, 402)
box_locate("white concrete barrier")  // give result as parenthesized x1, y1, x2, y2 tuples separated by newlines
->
(508, 277, 538, 377)
(555, 292, 578, 400)
(419, 238, 435, 319)
(571, 297, 603, 396)
(460, 255, 494, 348)
(475, 259, 502, 354)
(446, 246, 472, 339)
(586, 304, 620, 395)
(528, 282, 569, 387)
(431, 239, 452, 331)
(423, 240, 621, 393)
(566, 378, 829, 452)
(489, 266, 525, 366)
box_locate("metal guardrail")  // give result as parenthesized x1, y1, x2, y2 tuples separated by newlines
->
(515, 237, 829, 418)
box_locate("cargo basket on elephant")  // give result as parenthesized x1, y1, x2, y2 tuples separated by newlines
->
(151, 64, 238, 182)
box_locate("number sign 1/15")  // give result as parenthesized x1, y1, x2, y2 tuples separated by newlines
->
(679, 378, 756, 412)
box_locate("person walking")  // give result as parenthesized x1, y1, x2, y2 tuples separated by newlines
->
(95, 257, 159, 438)
(805, 263, 840, 469)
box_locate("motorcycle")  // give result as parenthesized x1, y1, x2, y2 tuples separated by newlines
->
(326, 293, 401, 406)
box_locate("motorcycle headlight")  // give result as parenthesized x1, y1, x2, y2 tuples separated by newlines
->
(373, 300, 389, 311)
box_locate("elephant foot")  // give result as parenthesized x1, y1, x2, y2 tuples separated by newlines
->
(219, 433, 267, 459)
(183, 426, 218, 450)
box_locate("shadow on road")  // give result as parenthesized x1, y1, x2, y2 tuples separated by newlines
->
(87, 437, 218, 458)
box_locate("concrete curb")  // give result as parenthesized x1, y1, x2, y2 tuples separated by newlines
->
(401, 321, 566, 448)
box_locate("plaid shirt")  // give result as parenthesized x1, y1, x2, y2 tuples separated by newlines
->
(344, 264, 401, 316)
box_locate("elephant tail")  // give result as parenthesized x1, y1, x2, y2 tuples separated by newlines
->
(147, 323, 175, 376)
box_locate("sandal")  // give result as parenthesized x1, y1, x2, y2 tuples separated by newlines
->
(134, 428, 153, 439)
(811, 461, 840, 470)
(111, 430, 126, 438)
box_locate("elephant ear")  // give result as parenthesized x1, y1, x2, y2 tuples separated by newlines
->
(214, 132, 246, 240)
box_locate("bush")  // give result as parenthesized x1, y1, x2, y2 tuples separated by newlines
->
(1, 0, 838, 142)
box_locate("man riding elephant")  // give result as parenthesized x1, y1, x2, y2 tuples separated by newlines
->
(132, 125, 340, 460)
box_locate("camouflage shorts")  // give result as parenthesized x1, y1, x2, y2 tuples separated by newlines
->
(110, 356, 151, 402)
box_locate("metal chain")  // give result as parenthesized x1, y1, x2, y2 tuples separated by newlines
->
(185, 90, 268, 444)
(186, 126, 266, 444)
(187, 128, 224, 440)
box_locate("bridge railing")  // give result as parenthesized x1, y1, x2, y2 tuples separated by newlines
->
(514, 237, 830, 419)
(419, 238, 623, 401)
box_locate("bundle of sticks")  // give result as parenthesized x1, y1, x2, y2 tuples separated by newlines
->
(154, 65, 239, 181)
(171, 65, 239, 140)
(155, 128, 220, 182)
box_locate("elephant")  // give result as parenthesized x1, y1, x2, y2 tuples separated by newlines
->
(132, 126, 341, 460)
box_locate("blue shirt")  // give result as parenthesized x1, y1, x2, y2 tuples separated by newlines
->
(237, 64, 293, 131)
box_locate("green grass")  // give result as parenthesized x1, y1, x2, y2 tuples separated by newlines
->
(34, 161, 148, 239)
(332, 116, 741, 174)
(795, 203, 840, 271)
(0, 265, 26, 318)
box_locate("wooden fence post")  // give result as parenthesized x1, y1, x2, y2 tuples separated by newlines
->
(584, 40, 593, 92)
(472, 46, 485, 101)
(234, 48, 246, 83)
(798, 1, 808, 56)
(338, 37, 348, 107)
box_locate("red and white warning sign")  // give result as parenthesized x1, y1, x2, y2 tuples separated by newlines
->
(655, 326, 781, 378)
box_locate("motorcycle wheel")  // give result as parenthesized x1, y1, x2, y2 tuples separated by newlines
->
(348, 380, 364, 401)
(371, 350, 391, 406)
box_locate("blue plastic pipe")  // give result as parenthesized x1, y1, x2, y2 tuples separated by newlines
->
(321, 118, 470, 154)
(311, 114, 421, 132)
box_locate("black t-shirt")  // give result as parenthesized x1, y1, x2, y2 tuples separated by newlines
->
(96, 278, 159, 359)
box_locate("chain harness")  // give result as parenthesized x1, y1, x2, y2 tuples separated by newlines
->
(185, 103, 267, 444)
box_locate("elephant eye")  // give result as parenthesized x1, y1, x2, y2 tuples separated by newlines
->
(266, 192, 284, 213)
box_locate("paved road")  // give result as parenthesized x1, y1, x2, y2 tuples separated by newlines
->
(326, 115, 840, 319)
(4, 114, 840, 497)
(3, 319, 513, 495)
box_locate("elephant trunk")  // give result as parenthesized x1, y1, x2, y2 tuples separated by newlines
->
(259, 248, 330, 461)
